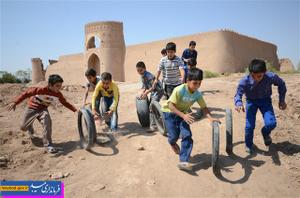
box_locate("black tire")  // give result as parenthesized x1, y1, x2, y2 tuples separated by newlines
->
(150, 101, 167, 136)
(136, 97, 150, 127)
(77, 108, 96, 150)
(226, 108, 233, 154)
(212, 121, 220, 173)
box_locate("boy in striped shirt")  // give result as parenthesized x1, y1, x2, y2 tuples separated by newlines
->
(154, 42, 185, 99)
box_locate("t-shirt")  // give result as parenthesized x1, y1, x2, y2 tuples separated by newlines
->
(161, 84, 206, 113)
(14, 86, 77, 112)
(182, 48, 198, 65)
(92, 81, 119, 111)
(158, 56, 184, 86)
(86, 76, 101, 91)
(141, 71, 163, 95)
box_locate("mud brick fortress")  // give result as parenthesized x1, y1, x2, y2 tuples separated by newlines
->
(31, 21, 286, 85)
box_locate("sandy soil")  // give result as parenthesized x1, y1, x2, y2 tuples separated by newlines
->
(0, 73, 299, 198)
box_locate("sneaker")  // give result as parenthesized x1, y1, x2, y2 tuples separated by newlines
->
(148, 125, 157, 132)
(263, 135, 272, 146)
(177, 162, 193, 171)
(171, 143, 180, 155)
(245, 146, 254, 154)
(46, 146, 59, 154)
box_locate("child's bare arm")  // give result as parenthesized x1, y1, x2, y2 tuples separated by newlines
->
(169, 102, 194, 124)
(82, 87, 89, 107)
(179, 68, 185, 82)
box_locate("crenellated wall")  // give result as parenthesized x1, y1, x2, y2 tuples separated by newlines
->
(34, 26, 279, 85)
(124, 30, 279, 82)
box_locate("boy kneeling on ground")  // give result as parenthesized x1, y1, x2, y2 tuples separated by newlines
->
(92, 72, 120, 132)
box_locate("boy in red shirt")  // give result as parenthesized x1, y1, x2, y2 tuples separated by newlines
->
(7, 74, 78, 154)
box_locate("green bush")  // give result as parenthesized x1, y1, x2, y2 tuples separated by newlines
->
(203, 70, 220, 78)
(0, 72, 21, 83)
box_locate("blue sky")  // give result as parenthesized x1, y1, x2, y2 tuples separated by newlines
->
(1, 0, 299, 73)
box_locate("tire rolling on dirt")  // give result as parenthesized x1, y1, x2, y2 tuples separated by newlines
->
(212, 121, 220, 173)
(225, 108, 233, 154)
(135, 97, 150, 127)
(150, 101, 167, 136)
(77, 108, 96, 150)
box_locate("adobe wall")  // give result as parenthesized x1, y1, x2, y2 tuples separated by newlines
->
(124, 30, 279, 82)
(45, 53, 85, 85)
(31, 58, 45, 84)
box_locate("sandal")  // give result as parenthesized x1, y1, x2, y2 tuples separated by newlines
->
(171, 143, 180, 155)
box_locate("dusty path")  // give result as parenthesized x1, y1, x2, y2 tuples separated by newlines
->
(1, 74, 299, 197)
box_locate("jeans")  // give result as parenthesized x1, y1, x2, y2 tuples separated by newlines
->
(99, 96, 118, 131)
(245, 97, 277, 148)
(163, 112, 193, 162)
(164, 84, 181, 99)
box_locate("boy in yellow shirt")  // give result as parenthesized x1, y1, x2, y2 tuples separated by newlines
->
(92, 72, 119, 132)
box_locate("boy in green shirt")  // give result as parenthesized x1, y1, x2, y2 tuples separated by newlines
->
(161, 68, 219, 171)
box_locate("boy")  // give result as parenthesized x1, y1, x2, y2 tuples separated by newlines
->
(161, 68, 219, 171)
(92, 72, 119, 132)
(6, 74, 78, 154)
(136, 61, 163, 131)
(234, 59, 287, 154)
(183, 58, 197, 83)
(181, 41, 198, 65)
(83, 68, 101, 108)
(161, 48, 167, 57)
(155, 42, 185, 99)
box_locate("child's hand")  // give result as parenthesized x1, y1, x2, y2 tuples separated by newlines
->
(105, 110, 113, 117)
(183, 113, 195, 124)
(235, 105, 245, 113)
(92, 109, 100, 118)
(140, 93, 147, 99)
(279, 102, 287, 110)
(6, 102, 16, 111)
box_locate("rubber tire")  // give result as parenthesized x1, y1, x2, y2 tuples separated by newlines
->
(136, 97, 150, 127)
(226, 108, 233, 154)
(150, 101, 167, 136)
(212, 121, 220, 173)
(77, 107, 96, 150)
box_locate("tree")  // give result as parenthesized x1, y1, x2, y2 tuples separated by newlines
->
(15, 69, 31, 83)
(0, 72, 18, 83)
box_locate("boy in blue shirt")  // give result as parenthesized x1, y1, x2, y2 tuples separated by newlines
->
(161, 68, 219, 171)
(83, 68, 101, 108)
(234, 59, 287, 154)
(136, 61, 163, 131)
(181, 41, 198, 65)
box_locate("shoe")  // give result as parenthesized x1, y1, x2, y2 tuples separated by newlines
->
(46, 146, 59, 154)
(245, 146, 254, 154)
(148, 125, 157, 132)
(263, 135, 272, 146)
(171, 143, 180, 155)
(28, 131, 34, 139)
(177, 162, 193, 171)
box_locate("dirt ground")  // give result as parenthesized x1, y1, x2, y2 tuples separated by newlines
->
(0, 73, 299, 198)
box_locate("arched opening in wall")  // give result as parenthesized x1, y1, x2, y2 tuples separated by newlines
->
(87, 54, 100, 75)
(86, 36, 101, 50)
